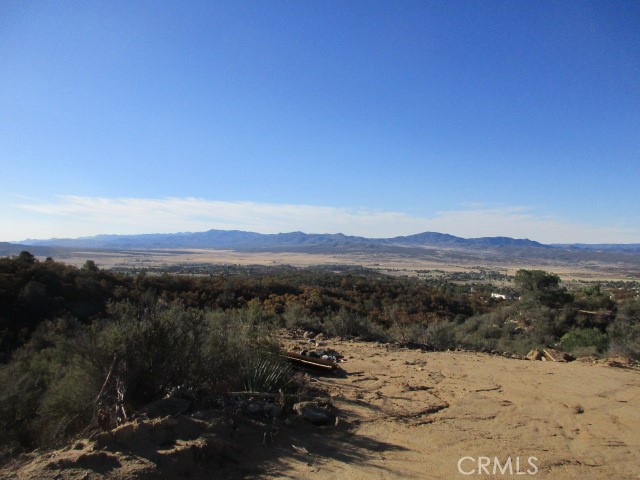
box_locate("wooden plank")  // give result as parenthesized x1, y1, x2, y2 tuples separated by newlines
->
(543, 348, 568, 362)
(282, 352, 336, 370)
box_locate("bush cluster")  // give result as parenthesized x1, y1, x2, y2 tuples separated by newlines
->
(0, 300, 289, 449)
(608, 298, 640, 360)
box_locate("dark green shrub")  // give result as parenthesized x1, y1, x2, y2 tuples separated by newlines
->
(0, 318, 96, 447)
(608, 298, 640, 360)
(423, 321, 457, 350)
(388, 321, 428, 344)
(388, 321, 457, 350)
(283, 302, 321, 331)
(560, 328, 609, 354)
(324, 308, 387, 341)
(0, 301, 291, 449)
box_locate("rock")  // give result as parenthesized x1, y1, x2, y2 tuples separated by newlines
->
(314, 333, 325, 341)
(246, 402, 264, 415)
(606, 357, 632, 368)
(269, 405, 282, 418)
(543, 348, 573, 362)
(526, 349, 543, 361)
(261, 403, 282, 417)
(303, 331, 314, 339)
(293, 401, 331, 426)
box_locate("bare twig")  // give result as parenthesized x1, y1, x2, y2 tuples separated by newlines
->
(291, 444, 309, 455)
(95, 353, 118, 405)
(81, 353, 118, 435)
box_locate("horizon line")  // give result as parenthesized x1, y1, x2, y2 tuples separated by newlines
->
(11, 227, 640, 247)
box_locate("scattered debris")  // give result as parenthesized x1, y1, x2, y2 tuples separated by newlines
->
(543, 348, 574, 362)
(293, 401, 332, 426)
(606, 358, 632, 368)
(291, 444, 309, 455)
(403, 384, 432, 392)
(283, 347, 347, 373)
(526, 349, 544, 361)
(526, 348, 574, 362)
(298, 348, 346, 363)
(283, 351, 338, 372)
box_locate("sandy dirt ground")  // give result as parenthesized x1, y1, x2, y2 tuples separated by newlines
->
(261, 336, 640, 480)
(4, 335, 638, 480)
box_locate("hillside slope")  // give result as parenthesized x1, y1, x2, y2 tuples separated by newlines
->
(3, 336, 639, 480)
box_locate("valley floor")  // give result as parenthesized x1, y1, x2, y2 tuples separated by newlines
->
(46, 248, 640, 282)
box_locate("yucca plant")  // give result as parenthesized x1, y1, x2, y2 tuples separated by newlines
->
(243, 357, 291, 393)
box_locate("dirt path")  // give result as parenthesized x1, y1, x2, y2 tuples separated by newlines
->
(267, 338, 640, 479)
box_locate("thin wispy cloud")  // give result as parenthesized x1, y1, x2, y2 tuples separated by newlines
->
(10, 195, 640, 244)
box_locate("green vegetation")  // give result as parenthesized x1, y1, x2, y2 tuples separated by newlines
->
(560, 328, 610, 354)
(608, 298, 640, 360)
(0, 252, 638, 451)
(0, 300, 289, 449)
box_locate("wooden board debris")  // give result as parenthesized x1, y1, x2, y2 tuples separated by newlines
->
(282, 352, 337, 371)
(543, 348, 571, 362)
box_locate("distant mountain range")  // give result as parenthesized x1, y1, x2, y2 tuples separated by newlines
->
(19, 229, 548, 251)
(1, 230, 638, 267)
(551, 243, 640, 253)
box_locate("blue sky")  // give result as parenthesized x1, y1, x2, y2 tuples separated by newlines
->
(1, 1, 638, 243)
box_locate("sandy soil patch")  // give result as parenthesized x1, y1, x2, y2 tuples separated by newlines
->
(268, 336, 640, 479)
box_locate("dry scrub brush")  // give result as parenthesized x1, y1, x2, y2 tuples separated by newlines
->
(0, 301, 292, 450)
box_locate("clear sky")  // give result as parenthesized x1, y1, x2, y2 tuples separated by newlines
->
(1, 0, 638, 243)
